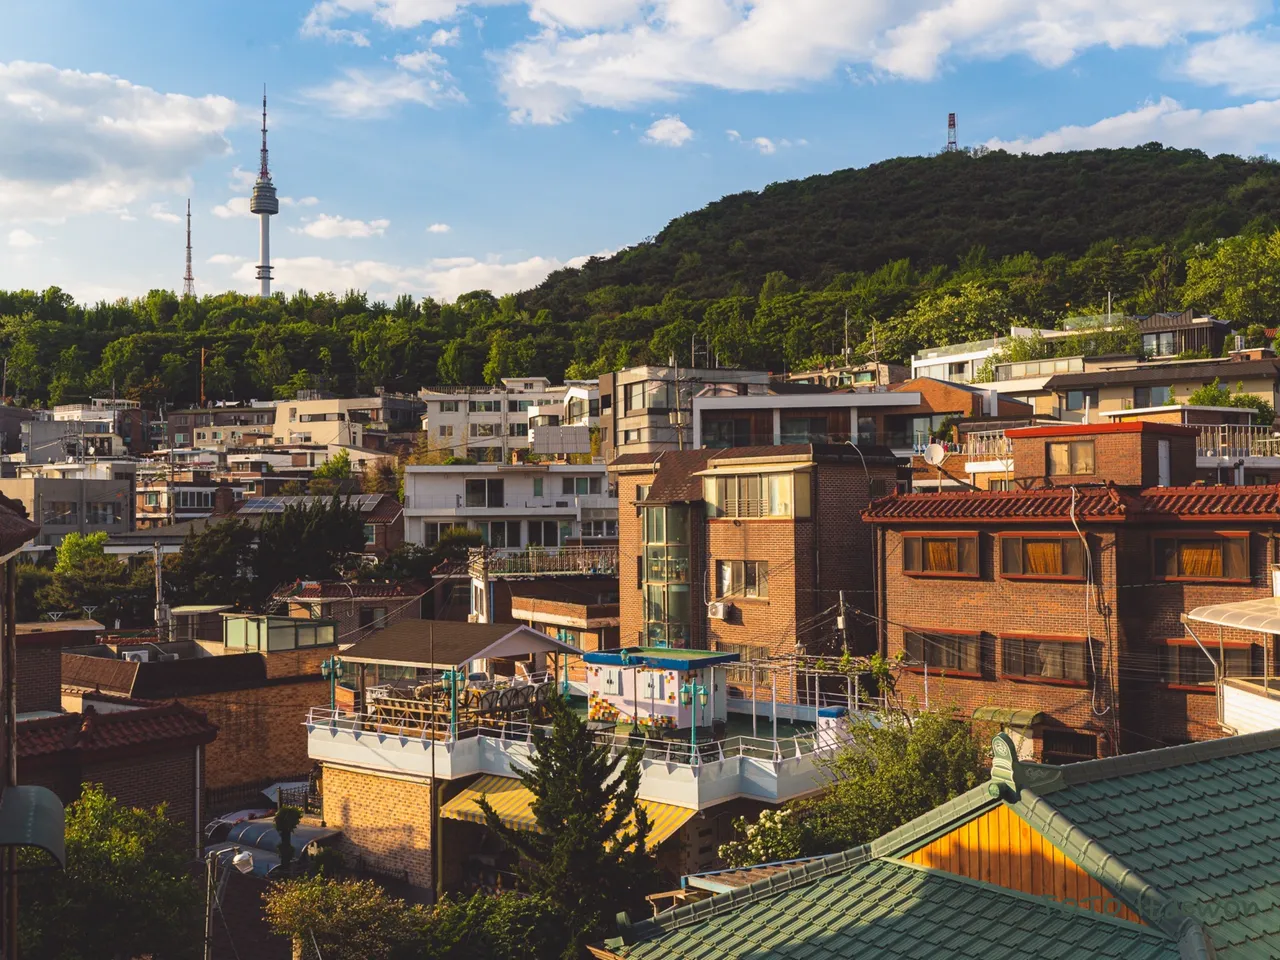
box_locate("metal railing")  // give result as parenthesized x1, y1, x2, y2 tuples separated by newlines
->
(473, 545, 619, 576)
(1196, 425, 1280, 459)
(960, 430, 1013, 460)
(305, 706, 847, 766)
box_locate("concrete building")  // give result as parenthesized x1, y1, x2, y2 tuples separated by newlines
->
(404, 461, 617, 549)
(419, 377, 586, 461)
(24, 399, 150, 463)
(780, 360, 908, 388)
(598, 366, 772, 462)
(527, 380, 601, 457)
(166, 402, 277, 451)
(0, 472, 133, 547)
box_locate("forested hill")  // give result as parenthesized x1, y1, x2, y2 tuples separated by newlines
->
(524, 145, 1280, 319)
(4, 144, 1280, 409)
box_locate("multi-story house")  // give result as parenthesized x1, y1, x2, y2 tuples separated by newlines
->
(0, 463, 133, 547)
(863, 420, 1280, 761)
(780, 360, 907, 388)
(135, 465, 246, 529)
(166, 401, 277, 451)
(611, 444, 899, 658)
(269, 391, 424, 449)
(418, 377, 594, 461)
(598, 366, 772, 462)
(403, 461, 617, 550)
(24, 399, 151, 462)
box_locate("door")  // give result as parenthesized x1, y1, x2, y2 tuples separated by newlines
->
(1157, 439, 1171, 487)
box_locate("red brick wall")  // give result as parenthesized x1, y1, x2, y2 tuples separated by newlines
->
(17, 645, 62, 714)
(616, 469, 655, 648)
(1010, 427, 1196, 488)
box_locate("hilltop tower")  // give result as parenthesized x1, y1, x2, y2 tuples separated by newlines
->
(945, 112, 958, 152)
(249, 87, 279, 297)
(182, 199, 195, 298)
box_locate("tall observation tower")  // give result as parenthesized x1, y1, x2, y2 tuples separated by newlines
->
(249, 88, 279, 296)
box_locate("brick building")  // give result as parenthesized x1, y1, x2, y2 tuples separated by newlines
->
(864, 421, 1280, 760)
(284, 580, 427, 643)
(15, 621, 104, 715)
(612, 445, 899, 658)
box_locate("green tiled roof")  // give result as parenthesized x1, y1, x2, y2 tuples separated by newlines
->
(1015, 728, 1280, 960)
(612, 858, 1179, 960)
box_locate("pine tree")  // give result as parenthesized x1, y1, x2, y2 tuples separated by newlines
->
(477, 695, 659, 957)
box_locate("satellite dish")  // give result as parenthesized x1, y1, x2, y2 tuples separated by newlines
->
(923, 443, 947, 466)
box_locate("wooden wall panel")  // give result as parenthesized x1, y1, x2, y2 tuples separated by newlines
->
(901, 804, 1142, 924)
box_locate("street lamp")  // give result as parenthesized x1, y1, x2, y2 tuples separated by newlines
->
(320, 656, 345, 713)
(678, 677, 710, 764)
(203, 845, 254, 960)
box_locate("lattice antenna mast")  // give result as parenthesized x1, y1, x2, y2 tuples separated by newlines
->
(182, 199, 195, 298)
(945, 113, 958, 152)
(259, 89, 270, 178)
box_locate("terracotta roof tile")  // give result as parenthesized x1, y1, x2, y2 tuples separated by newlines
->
(292, 580, 426, 600)
(0, 495, 39, 556)
(863, 484, 1280, 524)
(18, 702, 217, 760)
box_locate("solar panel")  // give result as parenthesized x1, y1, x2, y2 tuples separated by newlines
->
(237, 493, 385, 514)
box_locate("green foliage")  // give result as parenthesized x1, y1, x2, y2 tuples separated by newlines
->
(476, 695, 661, 956)
(53, 531, 109, 576)
(15, 561, 52, 622)
(719, 708, 988, 867)
(19, 784, 203, 960)
(417, 893, 569, 960)
(39, 533, 152, 624)
(373, 528, 482, 583)
(263, 876, 426, 960)
(312, 448, 352, 481)
(361, 457, 399, 495)
(1187, 377, 1277, 424)
(275, 805, 303, 874)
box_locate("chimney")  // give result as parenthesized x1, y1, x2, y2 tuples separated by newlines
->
(213, 484, 236, 516)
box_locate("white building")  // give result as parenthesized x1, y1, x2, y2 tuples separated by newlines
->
(403, 461, 617, 549)
(419, 378, 601, 461)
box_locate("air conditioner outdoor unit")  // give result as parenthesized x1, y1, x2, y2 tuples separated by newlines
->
(159, 653, 179, 662)
(707, 601, 730, 621)
(123, 651, 150, 663)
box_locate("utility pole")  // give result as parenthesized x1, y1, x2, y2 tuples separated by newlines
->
(843, 309, 849, 361)
(153, 541, 169, 642)
(837, 590, 848, 654)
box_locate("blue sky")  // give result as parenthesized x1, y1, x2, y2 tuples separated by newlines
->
(4, 0, 1280, 303)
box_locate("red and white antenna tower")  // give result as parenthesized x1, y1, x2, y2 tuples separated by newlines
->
(182, 199, 195, 298)
(945, 113, 958, 152)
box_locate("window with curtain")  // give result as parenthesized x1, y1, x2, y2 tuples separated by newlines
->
(715, 560, 768, 598)
(705, 474, 795, 518)
(903, 534, 979, 576)
(1154, 535, 1248, 580)
(903, 630, 981, 674)
(1046, 440, 1095, 476)
(1001, 636, 1090, 682)
(1156, 643, 1256, 685)
(1001, 537, 1086, 578)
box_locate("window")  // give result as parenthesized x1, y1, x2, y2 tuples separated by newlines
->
(589, 398, 600, 417)
(363, 523, 376, 546)
(174, 433, 187, 444)
(601, 394, 612, 411)
(44, 501, 78, 524)
(1155, 642, 1256, 686)
(1041, 730, 1098, 765)
(527, 520, 560, 547)
(903, 629, 981, 675)
(478, 520, 521, 547)
(439, 400, 459, 413)
(508, 423, 528, 437)
(705, 474, 803, 518)
(143, 493, 160, 506)
(1154, 534, 1248, 581)
(853, 371, 875, 383)
(469, 400, 501, 413)
(438, 425, 454, 437)
(358, 606, 388, 629)
(1001, 636, 1090, 683)
(509, 399, 535, 412)
(1000, 536, 1086, 579)
(716, 560, 769, 599)
(636, 484, 650, 502)
(988, 479, 1014, 492)
(622, 429, 640, 444)
(464, 478, 505, 508)
(581, 519, 618, 538)
(423, 521, 466, 546)
(780, 417, 828, 445)
(705, 418, 751, 449)
(1134, 385, 1172, 408)
(86, 503, 118, 525)
(902, 534, 979, 576)
(469, 423, 497, 438)
(1064, 389, 1099, 412)
(1143, 332, 1177, 357)
(289, 407, 297, 422)
(1047, 440, 1095, 476)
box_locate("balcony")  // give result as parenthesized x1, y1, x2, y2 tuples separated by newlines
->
(959, 430, 1013, 464)
(1196, 425, 1280, 461)
(407, 494, 618, 516)
(1223, 677, 1280, 735)
(472, 544, 619, 577)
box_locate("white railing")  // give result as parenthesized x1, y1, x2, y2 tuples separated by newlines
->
(960, 430, 1013, 460)
(1197, 425, 1280, 459)
(473, 545, 619, 576)
(406, 494, 618, 513)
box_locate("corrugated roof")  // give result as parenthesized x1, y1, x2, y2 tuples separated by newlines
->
(864, 485, 1280, 524)
(1045, 358, 1279, 389)
(612, 857, 1179, 960)
(18, 702, 216, 760)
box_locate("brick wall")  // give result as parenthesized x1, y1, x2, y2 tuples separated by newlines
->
(1009, 425, 1196, 488)
(321, 764, 434, 891)
(616, 470, 655, 648)
(16, 644, 62, 714)
(181, 678, 328, 789)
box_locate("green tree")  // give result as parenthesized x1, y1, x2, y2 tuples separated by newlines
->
(166, 519, 258, 607)
(719, 708, 988, 866)
(1187, 377, 1277, 424)
(263, 876, 425, 960)
(40, 532, 150, 624)
(477, 695, 660, 956)
(418, 893, 568, 960)
(275, 805, 303, 875)
(53, 531, 110, 575)
(361, 457, 399, 495)
(19, 784, 203, 960)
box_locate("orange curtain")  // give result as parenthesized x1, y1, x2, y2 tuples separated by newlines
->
(1179, 543, 1222, 578)
(926, 540, 958, 571)
(1024, 541, 1062, 576)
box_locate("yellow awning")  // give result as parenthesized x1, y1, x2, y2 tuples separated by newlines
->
(439, 774, 694, 847)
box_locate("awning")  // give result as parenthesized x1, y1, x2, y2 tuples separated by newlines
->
(972, 707, 1044, 730)
(1185, 598, 1280, 635)
(0, 785, 65, 868)
(440, 774, 694, 847)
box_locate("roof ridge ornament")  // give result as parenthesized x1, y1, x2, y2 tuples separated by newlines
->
(987, 733, 1065, 799)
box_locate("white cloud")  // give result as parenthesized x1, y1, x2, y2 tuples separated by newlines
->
(212, 197, 253, 219)
(726, 130, 801, 154)
(228, 166, 259, 190)
(281, 195, 321, 207)
(395, 49, 448, 72)
(7, 228, 39, 248)
(430, 26, 462, 46)
(752, 136, 776, 155)
(427, 222, 451, 233)
(296, 213, 390, 239)
(303, 61, 465, 117)
(1183, 31, 1280, 96)
(148, 202, 183, 224)
(725, 129, 741, 142)
(986, 95, 1280, 155)
(230, 250, 578, 301)
(489, 1, 1265, 123)
(208, 253, 246, 265)
(0, 60, 238, 220)
(643, 115, 693, 147)
(301, 0, 507, 45)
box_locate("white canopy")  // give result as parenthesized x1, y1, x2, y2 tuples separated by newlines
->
(1184, 598, 1280, 635)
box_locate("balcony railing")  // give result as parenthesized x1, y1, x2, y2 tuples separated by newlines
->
(1197, 425, 1280, 459)
(408, 494, 618, 513)
(960, 430, 1013, 460)
(472, 545, 619, 577)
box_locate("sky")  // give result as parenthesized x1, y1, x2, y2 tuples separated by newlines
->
(5, 0, 1280, 304)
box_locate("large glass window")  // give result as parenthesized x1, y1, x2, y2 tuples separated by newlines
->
(903, 534, 979, 576)
(1143, 332, 1177, 357)
(1154, 535, 1248, 581)
(904, 630, 981, 674)
(642, 504, 693, 646)
(1157, 643, 1256, 685)
(464, 478, 504, 508)
(716, 560, 768, 599)
(1134, 385, 1172, 408)
(1000, 536, 1086, 578)
(704, 418, 751, 449)
(1001, 636, 1090, 682)
(1064, 389, 1099, 412)
(780, 417, 828, 445)
(1047, 440, 1095, 476)
(704, 474, 800, 518)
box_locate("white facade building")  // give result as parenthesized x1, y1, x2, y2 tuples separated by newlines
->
(403, 462, 617, 549)
(419, 378, 600, 460)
